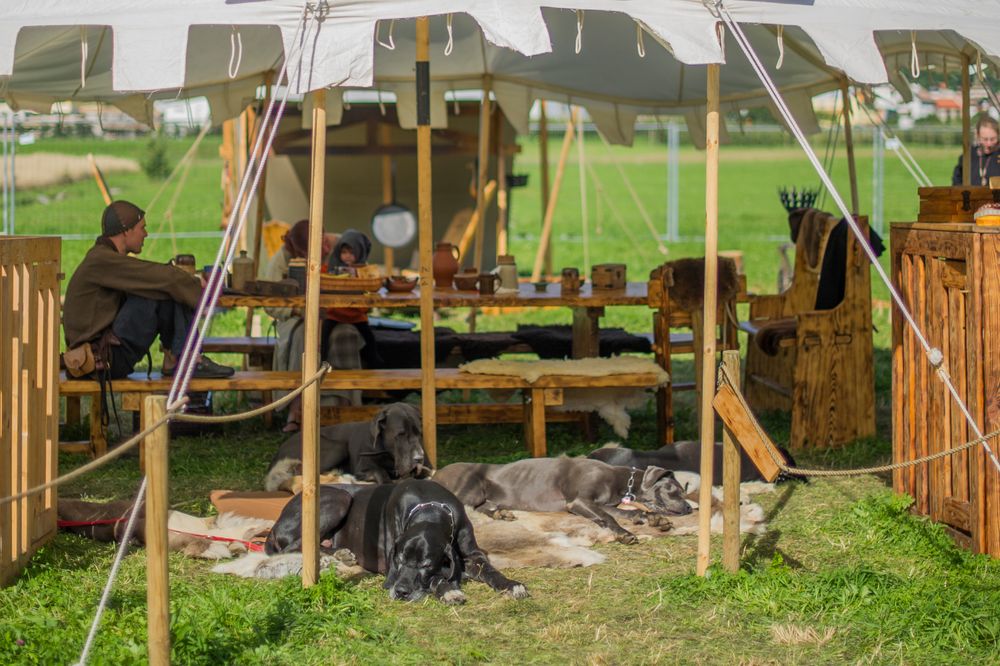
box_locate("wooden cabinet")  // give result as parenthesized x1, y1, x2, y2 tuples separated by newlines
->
(891, 222, 1000, 556)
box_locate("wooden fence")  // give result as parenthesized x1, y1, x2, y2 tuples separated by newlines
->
(1, 236, 60, 586)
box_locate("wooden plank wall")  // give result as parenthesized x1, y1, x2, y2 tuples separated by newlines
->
(1, 236, 60, 587)
(891, 223, 1000, 557)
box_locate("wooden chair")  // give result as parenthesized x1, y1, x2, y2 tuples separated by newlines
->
(740, 212, 876, 448)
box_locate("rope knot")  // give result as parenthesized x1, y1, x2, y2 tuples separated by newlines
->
(927, 347, 944, 368)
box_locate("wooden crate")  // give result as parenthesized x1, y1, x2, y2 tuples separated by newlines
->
(917, 186, 998, 223)
(891, 222, 1000, 556)
(1, 237, 61, 586)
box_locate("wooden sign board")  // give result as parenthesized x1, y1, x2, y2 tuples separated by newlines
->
(712, 381, 782, 482)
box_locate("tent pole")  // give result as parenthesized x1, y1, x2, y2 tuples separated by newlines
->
(577, 109, 590, 276)
(247, 71, 273, 340)
(473, 77, 492, 272)
(416, 17, 438, 467)
(696, 64, 720, 578)
(840, 79, 859, 216)
(301, 88, 327, 588)
(539, 101, 552, 274)
(496, 113, 509, 255)
(237, 108, 250, 251)
(962, 54, 971, 186)
(380, 123, 395, 274)
(531, 107, 576, 282)
(144, 396, 170, 666)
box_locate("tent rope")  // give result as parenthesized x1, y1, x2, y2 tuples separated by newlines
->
(715, 0, 1000, 475)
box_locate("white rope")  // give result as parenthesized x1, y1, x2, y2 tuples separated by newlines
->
(228, 27, 243, 79)
(445, 14, 454, 56)
(79, 27, 88, 89)
(775, 25, 784, 70)
(636, 23, 646, 58)
(715, 1, 1000, 475)
(910, 31, 920, 78)
(575, 10, 584, 54)
(856, 101, 932, 187)
(376, 19, 396, 50)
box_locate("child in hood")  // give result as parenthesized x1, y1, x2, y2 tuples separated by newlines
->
(322, 229, 381, 368)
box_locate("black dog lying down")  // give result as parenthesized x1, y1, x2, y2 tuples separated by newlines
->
(265, 402, 429, 491)
(432, 457, 692, 545)
(266, 480, 528, 604)
(587, 441, 807, 485)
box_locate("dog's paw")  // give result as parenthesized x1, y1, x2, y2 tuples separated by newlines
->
(505, 583, 530, 600)
(647, 514, 674, 531)
(332, 548, 357, 566)
(615, 532, 639, 545)
(490, 509, 517, 521)
(440, 589, 467, 605)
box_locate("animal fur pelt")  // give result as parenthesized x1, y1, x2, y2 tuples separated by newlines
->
(459, 356, 669, 385)
(788, 207, 838, 271)
(653, 257, 740, 313)
(552, 388, 653, 439)
(284, 472, 368, 496)
(211, 548, 367, 580)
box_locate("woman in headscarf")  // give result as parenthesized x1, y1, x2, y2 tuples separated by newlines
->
(321, 229, 382, 378)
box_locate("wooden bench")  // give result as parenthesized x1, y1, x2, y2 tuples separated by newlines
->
(60, 368, 664, 459)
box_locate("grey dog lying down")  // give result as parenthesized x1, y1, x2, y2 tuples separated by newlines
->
(432, 457, 692, 544)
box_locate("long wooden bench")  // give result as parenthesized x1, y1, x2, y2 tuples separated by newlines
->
(60, 368, 664, 459)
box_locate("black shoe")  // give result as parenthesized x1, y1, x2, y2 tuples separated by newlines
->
(191, 356, 236, 379)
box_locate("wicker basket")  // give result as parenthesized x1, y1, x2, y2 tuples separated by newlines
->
(319, 274, 384, 293)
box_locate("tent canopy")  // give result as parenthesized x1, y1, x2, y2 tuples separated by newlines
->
(1, 2, 997, 140)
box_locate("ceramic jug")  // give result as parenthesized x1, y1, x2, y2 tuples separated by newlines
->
(231, 250, 254, 291)
(497, 254, 519, 291)
(433, 242, 461, 288)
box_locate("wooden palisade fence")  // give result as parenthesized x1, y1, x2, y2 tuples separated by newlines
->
(1, 236, 61, 585)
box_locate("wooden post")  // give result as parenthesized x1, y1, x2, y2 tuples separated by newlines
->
(301, 88, 327, 587)
(237, 108, 250, 251)
(962, 54, 971, 186)
(144, 395, 170, 666)
(531, 108, 576, 283)
(539, 101, 552, 276)
(697, 64, 721, 577)
(473, 78, 492, 273)
(496, 119, 509, 256)
(251, 72, 273, 282)
(721, 350, 742, 573)
(416, 17, 438, 467)
(380, 123, 395, 274)
(840, 79, 859, 217)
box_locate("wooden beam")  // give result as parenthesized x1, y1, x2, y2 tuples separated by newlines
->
(962, 54, 971, 186)
(531, 108, 576, 282)
(144, 395, 170, 666)
(301, 88, 327, 588)
(416, 17, 438, 467)
(721, 350, 742, 573)
(697, 64, 720, 578)
(841, 79, 859, 216)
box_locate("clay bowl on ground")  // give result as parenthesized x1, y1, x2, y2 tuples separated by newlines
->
(384, 275, 418, 293)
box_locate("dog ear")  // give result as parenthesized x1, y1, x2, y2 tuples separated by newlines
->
(370, 408, 389, 448)
(441, 543, 460, 582)
(640, 466, 672, 491)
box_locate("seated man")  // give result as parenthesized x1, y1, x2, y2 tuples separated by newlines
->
(63, 200, 235, 380)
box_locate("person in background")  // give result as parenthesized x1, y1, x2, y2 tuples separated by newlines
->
(261, 219, 337, 432)
(952, 115, 1000, 186)
(63, 200, 236, 381)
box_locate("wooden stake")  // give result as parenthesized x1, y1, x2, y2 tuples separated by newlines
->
(840, 79, 859, 216)
(539, 102, 552, 276)
(457, 180, 497, 261)
(721, 350, 742, 573)
(531, 108, 576, 283)
(301, 88, 327, 588)
(144, 395, 170, 666)
(416, 17, 438, 467)
(697, 64, 721, 578)
(87, 153, 112, 205)
(380, 123, 395, 274)
(962, 54, 971, 186)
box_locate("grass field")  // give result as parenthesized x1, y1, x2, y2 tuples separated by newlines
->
(3, 130, 998, 665)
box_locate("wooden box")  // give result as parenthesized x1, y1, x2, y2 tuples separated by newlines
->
(917, 186, 999, 223)
(891, 221, 1000, 557)
(591, 263, 626, 290)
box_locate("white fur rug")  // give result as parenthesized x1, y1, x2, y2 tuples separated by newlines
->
(166, 512, 273, 560)
(459, 356, 669, 385)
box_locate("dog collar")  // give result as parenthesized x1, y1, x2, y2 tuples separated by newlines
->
(621, 467, 639, 504)
(405, 501, 455, 542)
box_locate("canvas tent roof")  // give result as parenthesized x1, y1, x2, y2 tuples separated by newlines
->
(1, 2, 997, 141)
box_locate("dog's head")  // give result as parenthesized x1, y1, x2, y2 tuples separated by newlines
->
(384, 508, 459, 602)
(637, 466, 692, 515)
(370, 403, 427, 479)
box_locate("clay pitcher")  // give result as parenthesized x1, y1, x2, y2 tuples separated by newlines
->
(433, 242, 461, 289)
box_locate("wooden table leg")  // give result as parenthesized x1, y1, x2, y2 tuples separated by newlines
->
(653, 311, 675, 445)
(523, 388, 547, 457)
(571, 306, 603, 359)
(89, 397, 106, 458)
(65, 396, 81, 426)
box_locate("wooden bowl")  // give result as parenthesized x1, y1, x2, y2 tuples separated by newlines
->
(385, 276, 418, 293)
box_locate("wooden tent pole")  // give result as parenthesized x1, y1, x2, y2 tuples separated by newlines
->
(237, 108, 250, 251)
(539, 101, 552, 275)
(530, 108, 576, 283)
(416, 17, 438, 466)
(380, 123, 395, 274)
(301, 88, 327, 588)
(962, 54, 971, 186)
(144, 395, 170, 666)
(245, 73, 274, 340)
(721, 350, 742, 573)
(473, 77, 492, 272)
(840, 79, 859, 216)
(696, 64, 721, 578)
(496, 116, 509, 255)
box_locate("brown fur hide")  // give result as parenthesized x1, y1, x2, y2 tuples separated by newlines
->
(789, 207, 838, 271)
(656, 257, 740, 313)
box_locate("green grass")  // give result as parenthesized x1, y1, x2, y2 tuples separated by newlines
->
(3, 132, 997, 664)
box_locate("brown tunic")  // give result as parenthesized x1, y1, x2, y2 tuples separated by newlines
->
(63, 238, 202, 348)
